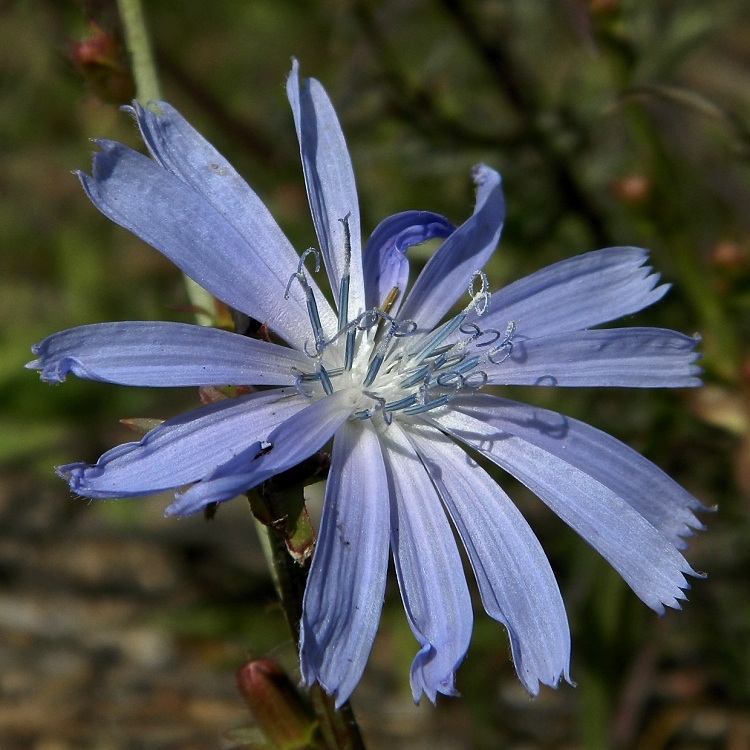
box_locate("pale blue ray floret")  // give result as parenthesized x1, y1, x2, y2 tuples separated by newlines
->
(28, 59, 707, 707)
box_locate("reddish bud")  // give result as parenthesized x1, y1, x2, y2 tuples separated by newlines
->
(609, 175, 651, 205)
(236, 659, 315, 749)
(589, 0, 619, 14)
(120, 417, 164, 435)
(711, 241, 746, 271)
(68, 22, 135, 104)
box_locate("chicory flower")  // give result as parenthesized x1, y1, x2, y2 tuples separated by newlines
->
(29, 60, 705, 706)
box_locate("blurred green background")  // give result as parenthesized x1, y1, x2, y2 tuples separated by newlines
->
(1, 0, 749, 748)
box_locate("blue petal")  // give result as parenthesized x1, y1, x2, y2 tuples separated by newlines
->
(380, 422, 473, 704)
(441, 394, 708, 549)
(408, 425, 571, 696)
(58, 388, 306, 499)
(484, 328, 702, 388)
(286, 60, 365, 318)
(166, 388, 356, 515)
(363, 211, 455, 313)
(129, 100, 337, 342)
(398, 165, 505, 330)
(78, 141, 334, 350)
(432, 405, 698, 614)
(28, 322, 312, 387)
(300, 420, 390, 707)
(466, 246, 668, 339)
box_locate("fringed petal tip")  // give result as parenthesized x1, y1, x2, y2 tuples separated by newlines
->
(299, 675, 349, 712)
(409, 644, 465, 705)
(55, 462, 99, 496)
(26, 353, 82, 385)
(307, 675, 349, 711)
(163, 484, 231, 518)
(471, 162, 501, 187)
(652, 567, 698, 617)
(288, 57, 301, 83)
(54, 458, 150, 500)
(163, 495, 194, 518)
(25, 355, 55, 380)
(520, 666, 574, 697)
(26, 342, 50, 378)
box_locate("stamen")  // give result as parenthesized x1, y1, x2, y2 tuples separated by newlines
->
(285, 249, 326, 353)
(467, 271, 491, 316)
(364, 315, 416, 387)
(463, 371, 488, 389)
(410, 313, 467, 364)
(399, 364, 431, 389)
(420, 344, 453, 361)
(337, 275, 350, 331)
(432, 352, 463, 371)
(337, 214, 352, 331)
(354, 392, 386, 421)
(380, 286, 401, 316)
(292, 368, 315, 398)
(453, 354, 481, 374)
(363, 352, 385, 387)
(383, 394, 419, 412)
(344, 328, 356, 371)
(487, 321, 516, 364)
(318, 365, 334, 396)
(404, 394, 451, 415)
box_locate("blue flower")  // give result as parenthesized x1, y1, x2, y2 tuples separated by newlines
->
(29, 60, 706, 707)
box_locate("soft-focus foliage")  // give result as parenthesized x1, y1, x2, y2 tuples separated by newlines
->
(2, 1, 750, 748)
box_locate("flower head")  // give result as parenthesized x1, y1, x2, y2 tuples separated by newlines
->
(29, 60, 706, 706)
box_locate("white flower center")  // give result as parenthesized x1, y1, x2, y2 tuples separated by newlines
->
(286, 240, 515, 425)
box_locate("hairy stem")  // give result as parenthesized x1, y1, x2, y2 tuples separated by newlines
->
(254, 510, 366, 750)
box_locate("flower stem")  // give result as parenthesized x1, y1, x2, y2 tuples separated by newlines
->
(116, 0, 215, 322)
(116, 0, 161, 101)
(252, 503, 366, 750)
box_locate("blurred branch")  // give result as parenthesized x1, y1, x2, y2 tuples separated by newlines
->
(352, 0, 525, 149)
(593, 22, 742, 382)
(438, 0, 611, 246)
(620, 83, 750, 159)
(156, 48, 282, 167)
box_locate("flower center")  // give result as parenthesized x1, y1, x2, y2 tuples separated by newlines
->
(285, 239, 515, 425)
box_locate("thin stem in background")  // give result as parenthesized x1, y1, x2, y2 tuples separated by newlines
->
(116, 0, 215, 323)
(116, 0, 160, 101)
(353, 0, 524, 150)
(438, 0, 612, 247)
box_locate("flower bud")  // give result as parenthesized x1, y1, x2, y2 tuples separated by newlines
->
(236, 658, 315, 749)
(68, 22, 134, 104)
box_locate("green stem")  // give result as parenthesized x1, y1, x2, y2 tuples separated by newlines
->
(254, 509, 366, 750)
(116, 0, 215, 322)
(116, 0, 161, 102)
